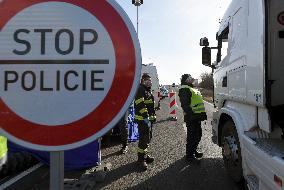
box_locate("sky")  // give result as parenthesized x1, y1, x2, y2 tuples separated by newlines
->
(116, 0, 232, 85)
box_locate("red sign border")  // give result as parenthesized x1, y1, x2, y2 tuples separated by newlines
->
(0, 0, 139, 150)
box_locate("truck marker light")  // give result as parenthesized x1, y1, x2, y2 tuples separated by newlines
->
(274, 175, 282, 187)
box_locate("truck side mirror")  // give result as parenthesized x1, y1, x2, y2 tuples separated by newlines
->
(202, 47, 211, 66)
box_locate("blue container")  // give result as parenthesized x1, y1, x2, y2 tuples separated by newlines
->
(8, 140, 100, 170)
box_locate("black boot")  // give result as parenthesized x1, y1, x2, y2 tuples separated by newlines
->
(137, 153, 147, 171)
(186, 157, 201, 165)
(145, 155, 154, 164)
(120, 145, 128, 154)
(194, 151, 203, 159)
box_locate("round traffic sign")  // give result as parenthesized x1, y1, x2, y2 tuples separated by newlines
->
(0, 0, 141, 151)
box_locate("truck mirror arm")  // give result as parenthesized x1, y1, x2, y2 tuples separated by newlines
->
(210, 65, 216, 69)
(208, 45, 221, 65)
(207, 47, 217, 69)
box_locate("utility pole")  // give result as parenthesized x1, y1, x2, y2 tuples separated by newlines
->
(132, 0, 143, 35)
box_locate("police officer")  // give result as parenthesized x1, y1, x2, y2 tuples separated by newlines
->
(134, 73, 156, 171)
(178, 74, 207, 164)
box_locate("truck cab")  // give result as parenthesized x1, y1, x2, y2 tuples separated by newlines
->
(200, 0, 284, 189)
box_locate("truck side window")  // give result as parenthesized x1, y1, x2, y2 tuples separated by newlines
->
(221, 37, 229, 60)
(217, 26, 229, 64)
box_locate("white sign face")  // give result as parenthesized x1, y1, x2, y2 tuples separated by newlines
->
(0, 2, 115, 125)
(0, 0, 141, 151)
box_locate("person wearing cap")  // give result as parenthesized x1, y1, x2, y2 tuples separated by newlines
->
(134, 73, 156, 171)
(178, 74, 207, 164)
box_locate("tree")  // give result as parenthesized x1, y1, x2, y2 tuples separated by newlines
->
(199, 72, 213, 89)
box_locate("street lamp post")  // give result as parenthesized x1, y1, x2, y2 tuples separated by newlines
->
(132, 0, 143, 35)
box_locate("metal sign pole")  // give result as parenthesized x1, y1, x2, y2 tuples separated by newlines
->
(50, 151, 64, 190)
(98, 138, 102, 165)
(137, 5, 139, 35)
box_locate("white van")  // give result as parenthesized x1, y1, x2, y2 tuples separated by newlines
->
(200, 0, 284, 189)
(141, 63, 160, 109)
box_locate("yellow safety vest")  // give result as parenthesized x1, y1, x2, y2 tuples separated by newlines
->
(181, 85, 206, 114)
(0, 136, 7, 159)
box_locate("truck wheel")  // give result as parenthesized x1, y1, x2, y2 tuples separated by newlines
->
(221, 120, 243, 183)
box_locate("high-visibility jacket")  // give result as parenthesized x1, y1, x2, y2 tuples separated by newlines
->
(134, 84, 156, 122)
(180, 85, 206, 114)
(0, 136, 8, 166)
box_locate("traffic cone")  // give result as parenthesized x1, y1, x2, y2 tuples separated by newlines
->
(169, 91, 177, 121)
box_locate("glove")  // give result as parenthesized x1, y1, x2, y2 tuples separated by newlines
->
(143, 118, 149, 125)
(143, 118, 151, 127)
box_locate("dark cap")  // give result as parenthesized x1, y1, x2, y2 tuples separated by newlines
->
(181, 74, 193, 84)
(181, 74, 189, 84)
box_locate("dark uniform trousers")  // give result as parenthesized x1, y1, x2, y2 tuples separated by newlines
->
(186, 120, 202, 157)
(118, 119, 128, 147)
(137, 121, 150, 160)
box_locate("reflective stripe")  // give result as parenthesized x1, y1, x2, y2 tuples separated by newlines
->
(0, 153, 7, 166)
(192, 103, 204, 107)
(135, 97, 144, 105)
(137, 147, 148, 154)
(192, 107, 206, 112)
(135, 115, 144, 120)
(139, 108, 148, 114)
(144, 99, 153, 104)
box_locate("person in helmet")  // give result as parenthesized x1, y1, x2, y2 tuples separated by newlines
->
(178, 74, 207, 164)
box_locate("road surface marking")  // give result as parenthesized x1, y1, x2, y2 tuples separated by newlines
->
(0, 163, 43, 189)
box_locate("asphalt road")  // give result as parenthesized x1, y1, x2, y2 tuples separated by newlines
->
(95, 95, 242, 190)
(4, 91, 243, 190)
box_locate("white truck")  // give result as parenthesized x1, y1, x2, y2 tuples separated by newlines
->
(141, 63, 160, 109)
(200, 0, 284, 189)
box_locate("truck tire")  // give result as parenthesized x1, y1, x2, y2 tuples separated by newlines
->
(221, 120, 243, 183)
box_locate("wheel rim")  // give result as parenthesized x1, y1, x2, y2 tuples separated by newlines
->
(223, 135, 239, 166)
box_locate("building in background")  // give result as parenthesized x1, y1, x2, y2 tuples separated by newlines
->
(141, 63, 160, 109)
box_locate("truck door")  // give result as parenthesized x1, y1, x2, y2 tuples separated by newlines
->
(268, 0, 284, 107)
(267, 0, 284, 128)
(214, 25, 230, 107)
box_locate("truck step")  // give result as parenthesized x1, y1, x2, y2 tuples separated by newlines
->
(254, 139, 284, 158)
(246, 175, 259, 190)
